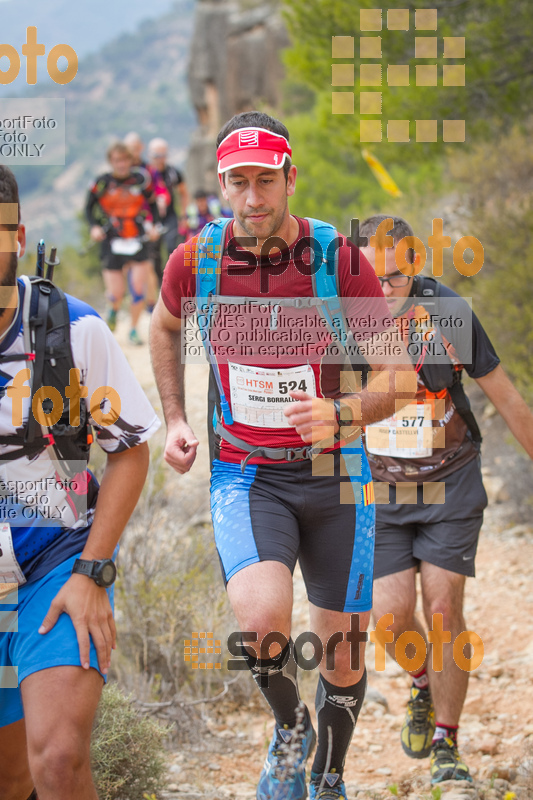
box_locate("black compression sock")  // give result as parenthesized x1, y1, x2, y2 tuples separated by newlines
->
(312, 669, 367, 777)
(243, 639, 302, 729)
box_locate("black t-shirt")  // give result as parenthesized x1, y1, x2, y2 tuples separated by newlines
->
(148, 164, 184, 221)
(365, 280, 500, 483)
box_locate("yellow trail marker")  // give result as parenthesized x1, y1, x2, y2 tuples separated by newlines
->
(361, 148, 403, 197)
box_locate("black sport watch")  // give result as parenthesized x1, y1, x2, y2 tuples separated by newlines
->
(72, 558, 117, 588)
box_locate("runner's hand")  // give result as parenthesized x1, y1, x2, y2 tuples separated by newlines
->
(145, 222, 161, 242)
(90, 225, 106, 242)
(164, 420, 199, 473)
(38, 573, 115, 675)
(284, 390, 339, 444)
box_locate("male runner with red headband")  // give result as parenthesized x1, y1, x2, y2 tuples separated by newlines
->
(150, 111, 415, 800)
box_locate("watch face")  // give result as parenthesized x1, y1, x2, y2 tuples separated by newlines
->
(100, 562, 116, 585)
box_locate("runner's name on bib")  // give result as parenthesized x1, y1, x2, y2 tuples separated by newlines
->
(228, 363, 316, 428)
(0, 523, 26, 586)
(110, 237, 142, 256)
(366, 403, 433, 458)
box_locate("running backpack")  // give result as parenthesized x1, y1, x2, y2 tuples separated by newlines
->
(195, 222, 481, 456)
(196, 217, 352, 468)
(0, 244, 93, 475)
(196, 216, 347, 424)
(410, 275, 482, 444)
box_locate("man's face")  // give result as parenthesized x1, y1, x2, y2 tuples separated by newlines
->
(360, 244, 416, 317)
(127, 139, 144, 162)
(150, 148, 168, 170)
(0, 224, 24, 321)
(109, 151, 133, 179)
(219, 164, 297, 244)
(196, 196, 209, 215)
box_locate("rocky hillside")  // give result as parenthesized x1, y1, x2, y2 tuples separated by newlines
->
(0, 0, 178, 94)
(13, 0, 196, 245)
(186, 0, 289, 193)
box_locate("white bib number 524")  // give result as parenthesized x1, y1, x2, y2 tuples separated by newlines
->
(229, 362, 316, 428)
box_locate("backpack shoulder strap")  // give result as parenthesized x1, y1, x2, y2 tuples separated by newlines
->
(195, 218, 234, 425)
(306, 218, 347, 347)
(195, 218, 232, 303)
(413, 276, 482, 443)
(413, 275, 440, 300)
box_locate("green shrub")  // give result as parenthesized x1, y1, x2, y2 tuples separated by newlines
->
(91, 682, 171, 800)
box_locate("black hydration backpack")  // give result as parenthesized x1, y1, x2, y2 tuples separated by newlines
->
(411, 275, 482, 444)
(0, 244, 92, 476)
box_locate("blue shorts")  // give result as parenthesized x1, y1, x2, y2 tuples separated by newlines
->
(210, 444, 376, 613)
(0, 553, 115, 728)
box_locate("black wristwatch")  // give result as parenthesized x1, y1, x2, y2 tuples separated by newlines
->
(72, 558, 117, 588)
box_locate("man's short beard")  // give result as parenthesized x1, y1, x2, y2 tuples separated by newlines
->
(0, 252, 18, 320)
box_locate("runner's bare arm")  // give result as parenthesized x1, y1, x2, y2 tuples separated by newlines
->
(178, 181, 190, 215)
(285, 327, 415, 443)
(475, 364, 533, 459)
(39, 442, 149, 674)
(150, 299, 199, 473)
(356, 326, 416, 426)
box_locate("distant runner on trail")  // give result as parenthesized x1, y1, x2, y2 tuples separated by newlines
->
(124, 131, 147, 170)
(85, 141, 161, 345)
(179, 189, 232, 239)
(0, 164, 160, 800)
(151, 111, 415, 800)
(359, 214, 533, 785)
(147, 137, 189, 284)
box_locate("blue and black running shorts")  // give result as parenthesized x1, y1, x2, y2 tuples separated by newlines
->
(210, 444, 376, 613)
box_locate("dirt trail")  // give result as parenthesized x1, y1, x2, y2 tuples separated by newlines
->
(119, 309, 533, 800)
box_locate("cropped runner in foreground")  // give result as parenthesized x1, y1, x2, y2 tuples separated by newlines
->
(86, 141, 161, 345)
(0, 165, 160, 800)
(359, 215, 533, 785)
(150, 111, 415, 800)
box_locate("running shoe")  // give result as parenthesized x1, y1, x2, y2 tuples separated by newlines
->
(430, 737, 473, 783)
(400, 686, 435, 759)
(128, 329, 143, 346)
(309, 773, 347, 799)
(256, 715, 316, 800)
(107, 308, 117, 331)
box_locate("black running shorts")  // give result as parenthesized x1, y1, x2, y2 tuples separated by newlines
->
(373, 457, 488, 579)
(210, 447, 376, 612)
